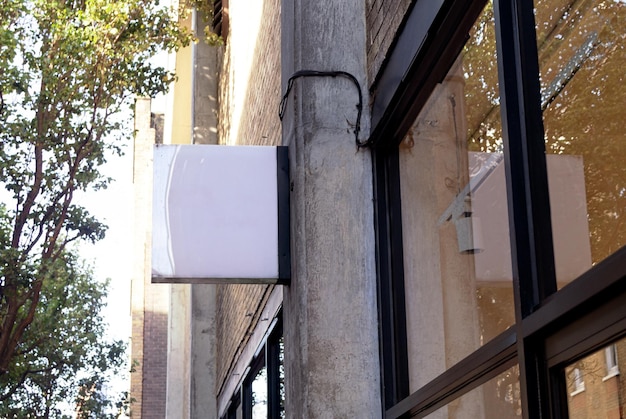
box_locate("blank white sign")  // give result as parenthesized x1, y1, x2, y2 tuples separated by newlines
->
(152, 145, 288, 283)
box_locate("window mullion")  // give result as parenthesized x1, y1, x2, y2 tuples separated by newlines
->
(494, 0, 558, 418)
(494, 0, 556, 318)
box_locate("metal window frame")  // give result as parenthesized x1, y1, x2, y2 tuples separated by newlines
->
(371, 0, 626, 418)
(223, 314, 284, 419)
(242, 348, 266, 419)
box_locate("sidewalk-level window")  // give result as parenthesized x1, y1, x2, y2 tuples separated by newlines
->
(222, 317, 283, 419)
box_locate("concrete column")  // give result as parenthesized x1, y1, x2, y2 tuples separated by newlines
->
(166, 285, 218, 419)
(166, 284, 191, 418)
(190, 284, 217, 419)
(193, 13, 219, 145)
(281, 1, 381, 418)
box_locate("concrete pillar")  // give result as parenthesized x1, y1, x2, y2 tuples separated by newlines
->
(193, 12, 219, 145)
(166, 284, 191, 418)
(189, 16, 219, 415)
(281, 1, 381, 418)
(165, 286, 217, 419)
(190, 284, 217, 418)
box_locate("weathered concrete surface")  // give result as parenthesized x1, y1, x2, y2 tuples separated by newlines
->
(166, 284, 191, 418)
(165, 285, 217, 419)
(193, 12, 219, 146)
(282, 1, 382, 417)
(190, 284, 217, 419)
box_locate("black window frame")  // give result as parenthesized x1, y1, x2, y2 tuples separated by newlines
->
(371, 0, 626, 418)
(242, 347, 266, 418)
(222, 316, 284, 419)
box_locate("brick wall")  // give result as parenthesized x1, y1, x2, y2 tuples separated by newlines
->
(215, 0, 282, 395)
(130, 100, 169, 418)
(216, 284, 273, 390)
(366, 0, 413, 88)
(140, 285, 169, 418)
(218, 0, 281, 147)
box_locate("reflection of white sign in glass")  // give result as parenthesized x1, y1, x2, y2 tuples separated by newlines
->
(152, 145, 290, 284)
(467, 153, 591, 285)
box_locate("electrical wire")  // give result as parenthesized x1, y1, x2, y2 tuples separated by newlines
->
(279, 70, 370, 148)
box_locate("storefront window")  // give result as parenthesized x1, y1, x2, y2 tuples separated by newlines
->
(372, 0, 626, 417)
(251, 366, 268, 419)
(424, 366, 521, 418)
(399, 1, 515, 392)
(535, 0, 626, 281)
(565, 337, 626, 418)
(223, 318, 283, 419)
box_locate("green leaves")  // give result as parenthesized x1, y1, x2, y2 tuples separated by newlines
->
(0, 251, 127, 417)
(65, 206, 107, 243)
(0, 0, 196, 414)
(0, 0, 194, 252)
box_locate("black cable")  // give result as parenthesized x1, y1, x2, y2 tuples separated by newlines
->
(279, 70, 370, 148)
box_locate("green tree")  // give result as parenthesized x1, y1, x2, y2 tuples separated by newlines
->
(0, 236, 126, 417)
(0, 0, 194, 408)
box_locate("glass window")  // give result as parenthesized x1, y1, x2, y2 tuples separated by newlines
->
(251, 366, 268, 418)
(535, 0, 626, 283)
(565, 337, 626, 418)
(225, 318, 283, 419)
(227, 395, 242, 419)
(569, 368, 586, 395)
(399, 1, 515, 391)
(423, 366, 521, 419)
(373, 0, 626, 417)
(604, 344, 619, 378)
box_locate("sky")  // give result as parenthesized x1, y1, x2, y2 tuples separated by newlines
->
(72, 135, 135, 404)
(75, 144, 134, 344)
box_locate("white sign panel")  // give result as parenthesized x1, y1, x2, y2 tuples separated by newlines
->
(152, 145, 290, 283)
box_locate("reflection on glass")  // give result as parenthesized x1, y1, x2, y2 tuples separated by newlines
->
(535, 0, 626, 284)
(251, 366, 267, 419)
(279, 336, 285, 419)
(399, 1, 515, 392)
(424, 366, 521, 419)
(565, 337, 626, 418)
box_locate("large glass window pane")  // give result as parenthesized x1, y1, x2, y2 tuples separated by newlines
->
(565, 337, 626, 418)
(535, 0, 626, 284)
(423, 366, 521, 419)
(399, 1, 515, 392)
